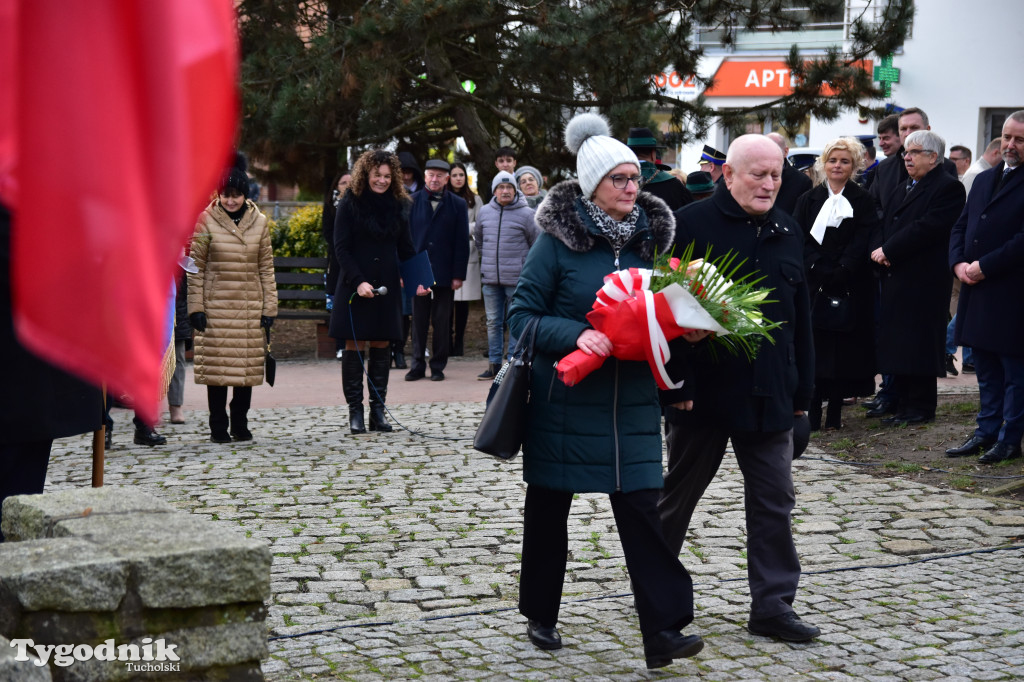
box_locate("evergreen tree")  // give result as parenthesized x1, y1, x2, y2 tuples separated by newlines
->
(237, 0, 913, 199)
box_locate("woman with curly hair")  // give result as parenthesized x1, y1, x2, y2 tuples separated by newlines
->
(329, 150, 416, 434)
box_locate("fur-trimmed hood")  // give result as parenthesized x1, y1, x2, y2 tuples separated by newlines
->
(533, 179, 674, 261)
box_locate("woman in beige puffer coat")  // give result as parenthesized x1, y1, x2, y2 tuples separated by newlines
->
(187, 169, 277, 443)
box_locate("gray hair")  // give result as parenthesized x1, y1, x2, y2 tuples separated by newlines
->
(905, 130, 945, 159)
(1008, 110, 1024, 125)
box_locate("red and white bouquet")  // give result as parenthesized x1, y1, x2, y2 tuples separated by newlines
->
(556, 244, 781, 388)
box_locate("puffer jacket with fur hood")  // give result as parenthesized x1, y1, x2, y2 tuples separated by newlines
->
(187, 199, 277, 386)
(506, 180, 676, 494)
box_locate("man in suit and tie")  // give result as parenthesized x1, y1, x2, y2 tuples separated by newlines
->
(945, 111, 1024, 463)
(405, 159, 470, 382)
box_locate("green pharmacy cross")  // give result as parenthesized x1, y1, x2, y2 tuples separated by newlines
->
(873, 55, 900, 97)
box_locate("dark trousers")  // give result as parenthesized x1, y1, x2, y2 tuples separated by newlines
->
(972, 348, 1024, 445)
(892, 374, 936, 419)
(519, 484, 694, 638)
(659, 423, 800, 620)
(0, 440, 52, 542)
(411, 286, 454, 374)
(207, 385, 252, 433)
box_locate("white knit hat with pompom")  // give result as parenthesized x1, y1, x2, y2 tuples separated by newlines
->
(564, 112, 640, 198)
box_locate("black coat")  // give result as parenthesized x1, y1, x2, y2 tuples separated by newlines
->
(951, 163, 1024, 357)
(328, 191, 415, 341)
(1, 204, 102, 442)
(408, 189, 470, 285)
(774, 161, 813, 217)
(793, 182, 879, 395)
(173, 271, 192, 342)
(662, 184, 815, 432)
(870, 164, 966, 375)
(869, 148, 959, 215)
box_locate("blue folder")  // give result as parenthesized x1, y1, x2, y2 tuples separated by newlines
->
(399, 251, 435, 296)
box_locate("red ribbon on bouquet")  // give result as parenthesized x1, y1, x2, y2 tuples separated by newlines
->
(556, 267, 694, 389)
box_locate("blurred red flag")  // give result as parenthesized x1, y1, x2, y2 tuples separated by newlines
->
(2, 0, 238, 422)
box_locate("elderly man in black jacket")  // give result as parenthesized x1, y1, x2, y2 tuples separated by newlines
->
(659, 134, 817, 643)
(869, 130, 966, 425)
(405, 159, 470, 382)
(946, 111, 1024, 464)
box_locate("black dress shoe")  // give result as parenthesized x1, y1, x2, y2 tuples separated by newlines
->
(962, 362, 976, 373)
(861, 398, 882, 410)
(526, 620, 561, 651)
(430, 371, 445, 381)
(979, 442, 1023, 464)
(134, 427, 167, 446)
(231, 427, 253, 442)
(404, 369, 425, 381)
(865, 403, 897, 417)
(643, 630, 703, 669)
(946, 435, 995, 457)
(881, 414, 909, 425)
(903, 414, 934, 425)
(747, 612, 821, 642)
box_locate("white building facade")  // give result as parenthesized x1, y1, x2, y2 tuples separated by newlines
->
(661, 0, 1024, 172)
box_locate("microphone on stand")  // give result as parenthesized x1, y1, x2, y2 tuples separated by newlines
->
(371, 286, 388, 296)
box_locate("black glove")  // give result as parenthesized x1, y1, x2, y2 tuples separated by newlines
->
(261, 316, 274, 330)
(189, 312, 207, 333)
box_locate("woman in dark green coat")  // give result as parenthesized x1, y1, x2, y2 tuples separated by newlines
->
(506, 113, 705, 670)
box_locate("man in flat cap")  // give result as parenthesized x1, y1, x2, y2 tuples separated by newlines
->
(406, 159, 470, 382)
(626, 127, 693, 211)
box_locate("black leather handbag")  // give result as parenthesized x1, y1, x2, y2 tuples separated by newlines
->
(264, 327, 276, 387)
(812, 289, 855, 333)
(473, 316, 539, 460)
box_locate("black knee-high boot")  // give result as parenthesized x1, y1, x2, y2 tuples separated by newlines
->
(367, 347, 393, 432)
(342, 350, 366, 434)
(392, 316, 410, 369)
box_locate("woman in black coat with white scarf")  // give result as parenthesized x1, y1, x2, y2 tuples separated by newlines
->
(328, 150, 416, 434)
(793, 137, 880, 430)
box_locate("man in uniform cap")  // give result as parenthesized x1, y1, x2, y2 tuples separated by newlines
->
(626, 127, 693, 211)
(699, 144, 727, 185)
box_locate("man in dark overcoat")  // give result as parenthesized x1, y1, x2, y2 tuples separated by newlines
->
(405, 159, 469, 382)
(766, 133, 812, 217)
(869, 130, 966, 424)
(869, 107, 958, 215)
(659, 134, 817, 643)
(946, 111, 1024, 463)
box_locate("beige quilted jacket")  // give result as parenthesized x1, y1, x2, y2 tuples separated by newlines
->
(187, 199, 277, 386)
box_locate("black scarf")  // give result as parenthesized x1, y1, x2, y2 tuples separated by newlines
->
(358, 191, 401, 241)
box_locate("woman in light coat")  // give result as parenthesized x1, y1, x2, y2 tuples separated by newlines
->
(448, 161, 482, 356)
(188, 168, 277, 443)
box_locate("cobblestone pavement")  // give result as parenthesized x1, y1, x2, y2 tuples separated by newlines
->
(46, 399, 1024, 681)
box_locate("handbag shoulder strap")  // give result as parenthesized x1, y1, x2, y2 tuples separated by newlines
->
(511, 315, 540, 363)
